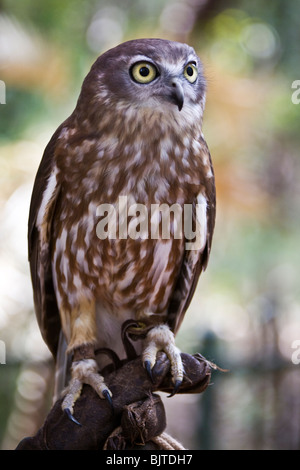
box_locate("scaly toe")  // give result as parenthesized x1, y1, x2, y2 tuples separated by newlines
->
(61, 358, 112, 423)
(142, 324, 184, 393)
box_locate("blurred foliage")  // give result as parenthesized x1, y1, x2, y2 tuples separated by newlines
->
(0, 0, 299, 450)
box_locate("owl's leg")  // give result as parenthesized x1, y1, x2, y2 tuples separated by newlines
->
(142, 324, 183, 396)
(60, 301, 112, 425)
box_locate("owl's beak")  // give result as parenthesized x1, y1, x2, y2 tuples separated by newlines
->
(169, 79, 184, 111)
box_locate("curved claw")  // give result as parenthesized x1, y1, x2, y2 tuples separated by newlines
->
(102, 389, 114, 413)
(167, 379, 182, 398)
(144, 360, 154, 383)
(64, 407, 82, 426)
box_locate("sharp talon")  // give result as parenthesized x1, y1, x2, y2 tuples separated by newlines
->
(64, 408, 82, 426)
(103, 389, 114, 412)
(168, 379, 182, 398)
(144, 360, 154, 383)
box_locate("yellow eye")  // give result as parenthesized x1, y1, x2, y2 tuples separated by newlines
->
(184, 63, 198, 83)
(131, 62, 158, 84)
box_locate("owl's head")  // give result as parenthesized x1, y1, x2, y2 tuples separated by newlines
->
(78, 38, 206, 126)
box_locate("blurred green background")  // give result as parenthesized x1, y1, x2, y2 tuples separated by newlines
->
(0, 0, 299, 450)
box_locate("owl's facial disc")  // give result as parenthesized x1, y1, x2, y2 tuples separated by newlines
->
(128, 57, 199, 112)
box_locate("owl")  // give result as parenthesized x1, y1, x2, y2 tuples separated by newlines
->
(28, 38, 216, 423)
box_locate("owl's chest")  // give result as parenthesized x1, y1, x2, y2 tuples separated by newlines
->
(53, 137, 201, 311)
(52, 175, 186, 315)
(57, 129, 204, 205)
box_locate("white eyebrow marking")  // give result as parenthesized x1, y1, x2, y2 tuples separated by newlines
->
(187, 53, 198, 64)
(128, 55, 156, 67)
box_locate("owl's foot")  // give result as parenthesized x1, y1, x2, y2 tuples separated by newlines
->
(62, 357, 112, 425)
(142, 324, 183, 396)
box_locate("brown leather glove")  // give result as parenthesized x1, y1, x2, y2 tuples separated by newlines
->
(16, 352, 211, 450)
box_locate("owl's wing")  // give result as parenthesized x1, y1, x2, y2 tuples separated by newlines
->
(28, 122, 66, 358)
(167, 147, 216, 335)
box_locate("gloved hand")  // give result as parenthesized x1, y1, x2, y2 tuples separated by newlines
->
(15, 352, 211, 450)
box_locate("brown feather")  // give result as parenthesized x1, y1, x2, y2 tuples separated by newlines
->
(167, 138, 216, 334)
(28, 119, 71, 357)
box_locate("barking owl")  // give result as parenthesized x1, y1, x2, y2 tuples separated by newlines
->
(28, 38, 216, 423)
